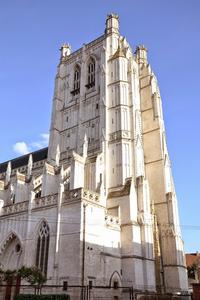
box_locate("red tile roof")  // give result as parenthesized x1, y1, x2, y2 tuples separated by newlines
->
(186, 253, 200, 267)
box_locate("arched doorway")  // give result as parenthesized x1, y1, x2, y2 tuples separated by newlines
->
(109, 271, 122, 299)
(0, 233, 23, 300)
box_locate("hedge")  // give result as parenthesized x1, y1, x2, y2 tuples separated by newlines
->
(139, 296, 181, 300)
(14, 295, 70, 300)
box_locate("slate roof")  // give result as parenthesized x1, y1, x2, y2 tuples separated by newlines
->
(0, 147, 48, 173)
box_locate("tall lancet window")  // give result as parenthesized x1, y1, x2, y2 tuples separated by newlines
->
(36, 221, 50, 275)
(72, 65, 81, 95)
(86, 57, 95, 88)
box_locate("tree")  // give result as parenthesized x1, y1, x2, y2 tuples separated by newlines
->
(18, 266, 46, 295)
(0, 268, 17, 282)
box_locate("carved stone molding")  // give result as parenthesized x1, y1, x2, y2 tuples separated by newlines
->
(109, 130, 131, 142)
(0, 201, 29, 216)
(0, 232, 17, 255)
(105, 214, 120, 228)
(160, 226, 176, 238)
(64, 188, 100, 206)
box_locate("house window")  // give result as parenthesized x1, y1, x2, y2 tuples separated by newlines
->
(36, 221, 50, 275)
(71, 65, 80, 95)
(86, 57, 95, 88)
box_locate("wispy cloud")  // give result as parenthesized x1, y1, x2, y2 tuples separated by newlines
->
(13, 133, 49, 156)
(30, 133, 49, 149)
(13, 142, 30, 155)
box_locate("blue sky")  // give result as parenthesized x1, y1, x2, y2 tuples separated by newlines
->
(0, 0, 200, 253)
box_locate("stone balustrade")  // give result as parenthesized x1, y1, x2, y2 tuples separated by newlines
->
(64, 188, 100, 204)
(0, 189, 100, 215)
(105, 214, 120, 227)
(82, 189, 100, 203)
(0, 201, 29, 216)
(33, 194, 58, 209)
(64, 34, 104, 62)
(0, 194, 59, 216)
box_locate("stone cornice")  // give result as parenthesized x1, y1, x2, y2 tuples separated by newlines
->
(122, 254, 154, 262)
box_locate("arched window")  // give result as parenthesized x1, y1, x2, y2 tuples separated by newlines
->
(36, 221, 49, 275)
(86, 57, 95, 88)
(71, 65, 80, 95)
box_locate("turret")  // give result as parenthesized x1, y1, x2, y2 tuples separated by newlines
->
(60, 43, 71, 60)
(105, 13, 119, 35)
(136, 45, 148, 65)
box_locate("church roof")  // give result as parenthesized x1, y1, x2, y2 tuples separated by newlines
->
(0, 147, 48, 173)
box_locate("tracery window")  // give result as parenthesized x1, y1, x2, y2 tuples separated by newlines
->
(71, 65, 81, 95)
(36, 221, 50, 275)
(86, 57, 95, 88)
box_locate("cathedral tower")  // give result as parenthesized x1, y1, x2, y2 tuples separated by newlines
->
(0, 14, 188, 298)
(47, 13, 188, 293)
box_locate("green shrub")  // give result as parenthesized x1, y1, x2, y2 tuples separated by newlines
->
(14, 295, 70, 300)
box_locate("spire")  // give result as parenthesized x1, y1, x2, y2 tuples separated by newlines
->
(60, 165, 64, 181)
(27, 154, 33, 179)
(135, 45, 148, 65)
(83, 134, 88, 159)
(60, 43, 71, 60)
(55, 144, 60, 167)
(10, 183, 15, 203)
(105, 13, 119, 35)
(5, 161, 11, 185)
(135, 135, 145, 178)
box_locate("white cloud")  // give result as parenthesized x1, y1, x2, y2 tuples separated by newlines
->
(30, 133, 49, 149)
(13, 142, 30, 155)
(13, 133, 49, 156)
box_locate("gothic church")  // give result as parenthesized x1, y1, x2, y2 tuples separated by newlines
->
(0, 14, 188, 298)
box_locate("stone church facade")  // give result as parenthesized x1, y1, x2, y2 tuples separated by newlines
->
(0, 14, 188, 298)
